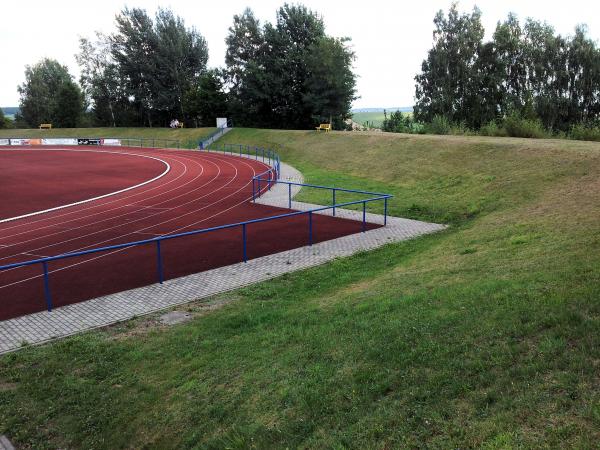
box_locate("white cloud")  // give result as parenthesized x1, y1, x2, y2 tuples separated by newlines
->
(1, 0, 599, 108)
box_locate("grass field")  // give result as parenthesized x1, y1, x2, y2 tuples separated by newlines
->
(0, 127, 215, 149)
(1, 128, 599, 448)
(351, 111, 412, 128)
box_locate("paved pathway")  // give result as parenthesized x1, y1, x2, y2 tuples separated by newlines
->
(0, 156, 446, 354)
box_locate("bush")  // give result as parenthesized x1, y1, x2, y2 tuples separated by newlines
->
(569, 123, 600, 142)
(503, 113, 547, 139)
(425, 115, 452, 135)
(479, 120, 507, 137)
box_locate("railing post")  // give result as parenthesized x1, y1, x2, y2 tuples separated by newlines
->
(257, 176, 261, 198)
(156, 240, 164, 284)
(42, 262, 53, 312)
(384, 197, 388, 226)
(333, 188, 337, 217)
(255, 147, 258, 160)
(262, 148, 265, 162)
(242, 224, 248, 262)
(362, 202, 367, 233)
(252, 178, 256, 202)
(288, 183, 292, 209)
(239, 144, 242, 157)
(308, 211, 313, 246)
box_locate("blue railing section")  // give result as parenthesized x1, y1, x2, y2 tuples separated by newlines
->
(0, 141, 392, 313)
(202, 142, 281, 179)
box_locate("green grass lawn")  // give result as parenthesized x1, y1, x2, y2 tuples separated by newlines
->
(0, 127, 215, 149)
(1, 129, 599, 448)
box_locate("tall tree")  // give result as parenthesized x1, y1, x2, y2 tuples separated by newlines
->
(414, 3, 485, 128)
(54, 82, 85, 127)
(154, 8, 209, 122)
(77, 33, 128, 127)
(183, 70, 228, 127)
(304, 36, 357, 125)
(17, 58, 83, 128)
(110, 8, 159, 126)
(224, 3, 355, 129)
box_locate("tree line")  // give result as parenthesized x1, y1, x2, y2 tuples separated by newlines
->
(12, 4, 355, 130)
(409, 3, 600, 137)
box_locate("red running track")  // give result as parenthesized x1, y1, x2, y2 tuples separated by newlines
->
(0, 146, 378, 320)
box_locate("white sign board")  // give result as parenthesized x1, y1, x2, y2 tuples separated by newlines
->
(216, 117, 228, 128)
(102, 138, 122, 146)
(42, 138, 78, 146)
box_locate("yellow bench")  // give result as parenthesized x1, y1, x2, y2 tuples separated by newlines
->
(39, 123, 52, 130)
(315, 123, 331, 132)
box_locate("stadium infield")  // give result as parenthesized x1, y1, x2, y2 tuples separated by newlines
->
(0, 146, 377, 320)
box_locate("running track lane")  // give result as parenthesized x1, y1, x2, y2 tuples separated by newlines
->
(0, 146, 379, 320)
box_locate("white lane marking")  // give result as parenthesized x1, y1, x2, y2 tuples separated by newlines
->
(0, 148, 171, 224)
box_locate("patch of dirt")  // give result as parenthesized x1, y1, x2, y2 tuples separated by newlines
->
(0, 381, 18, 392)
(105, 294, 240, 341)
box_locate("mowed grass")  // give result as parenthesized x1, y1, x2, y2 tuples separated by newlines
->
(0, 127, 215, 149)
(1, 129, 600, 448)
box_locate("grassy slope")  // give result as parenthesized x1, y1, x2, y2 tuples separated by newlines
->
(1, 129, 599, 448)
(0, 127, 215, 149)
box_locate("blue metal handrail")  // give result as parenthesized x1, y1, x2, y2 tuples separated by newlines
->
(0, 142, 392, 313)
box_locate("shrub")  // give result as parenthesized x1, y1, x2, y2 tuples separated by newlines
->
(569, 123, 600, 142)
(479, 120, 507, 137)
(503, 113, 547, 139)
(425, 115, 452, 135)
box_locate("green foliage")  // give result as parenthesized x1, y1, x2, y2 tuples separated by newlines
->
(77, 7, 210, 127)
(569, 123, 600, 142)
(183, 70, 228, 127)
(225, 4, 356, 129)
(17, 58, 84, 128)
(414, 4, 486, 129)
(424, 114, 452, 135)
(54, 82, 85, 128)
(415, 4, 600, 133)
(381, 110, 417, 133)
(0, 107, 7, 129)
(479, 120, 507, 137)
(503, 113, 547, 138)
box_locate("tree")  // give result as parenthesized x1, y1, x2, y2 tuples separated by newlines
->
(77, 33, 128, 127)
(184, 70, 228, 127)
(0, 107, 9, 129)
(414, 3, 485, 128)
(100, 7, 210, 127)
(110, 8, 159, 126)
(304, 36, 357, 126)
(54, 82, 85, 127)
(17, 58, 83, 128)
(224, 3, 355, 129)
(154, 8, 209, 122)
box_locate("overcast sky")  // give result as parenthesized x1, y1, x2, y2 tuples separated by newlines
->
(1, 0, 599, 109)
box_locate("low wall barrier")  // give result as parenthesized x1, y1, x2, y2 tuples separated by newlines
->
(0, 137, 181, 149)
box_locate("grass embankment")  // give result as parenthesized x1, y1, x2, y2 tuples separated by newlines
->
(0, 127, 215, 149)
(1, 129, 599, 448)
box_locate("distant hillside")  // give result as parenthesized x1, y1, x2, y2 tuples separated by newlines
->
(1, 106, 19, 118)
(351, 106, 413, 113)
